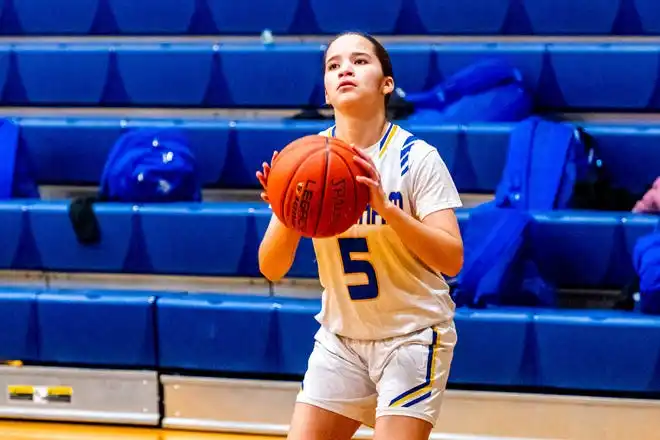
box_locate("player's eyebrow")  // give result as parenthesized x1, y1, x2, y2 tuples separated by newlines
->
(326, 51, 372, 65)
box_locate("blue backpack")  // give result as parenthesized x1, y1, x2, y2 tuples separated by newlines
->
(0, 118, 39, 200)
(404, 59, 533, 123)
(454, 117, 596, 307)
(633, 227, 660, 315)
(100, 128, 202, 203)
(495, 117, 596, 210)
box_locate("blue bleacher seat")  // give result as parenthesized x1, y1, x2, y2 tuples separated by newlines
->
(12, 44, 109, 104)
(157, 294, 276, 373)
(13, 0, 99, 35)
(0, 202, 26, 268)
(414, 0, 510, 35)
(534, 310, 660, 391)
(276, 298, 321, 375)
(587, 125, 660, 194)
(522, 0, 620, 35)
(0, 288, 39, 362)
(0, 201, 643, 288)
(7, 116, 660, 198)
(218, 43, 323, 107)
(107, 0, 196, 34)
(529, 211, 626, 288)
(547, 44, 659, 110)
(206, 0, 300, 34)
(462, 125, 512, 191)
(153, 296, 660, 391)
(139, 203, 252, 276)
(635, 0, 660, 34)
(37, 290, 157, 367)
(115, 44, 213, 106)
(451, 308, 533, 385)
(175, 120, 231, 185)
(26, 203, 134, 272)
(387, 44, 433, 93)
(309, 0, 402, 34)
(0, 42, 659, 109)
(18, 118, 122, 185)
(622, 214, 660, 258)
(0, 46, 10, 92)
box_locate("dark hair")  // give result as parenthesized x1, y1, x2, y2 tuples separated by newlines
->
(323, 32, 394, 108)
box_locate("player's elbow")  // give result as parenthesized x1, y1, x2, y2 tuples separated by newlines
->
(258, 253, 285, 282)
(442, 244, 464, 278)
(258, 247, 292, 283)
(260, 267, 284, 283)
(443, 255, 463, 278)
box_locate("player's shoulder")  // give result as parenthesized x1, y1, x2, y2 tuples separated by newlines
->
(392, 125, 437, 160)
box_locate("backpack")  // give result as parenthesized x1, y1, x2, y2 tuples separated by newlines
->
(69, 128, 202, 245)
(99, 128, 201, 203)
(495, 117, 596, 210)
(0, 118, 39, 199)
(404, 59, 533, 123)
(454, 117, 597, 307)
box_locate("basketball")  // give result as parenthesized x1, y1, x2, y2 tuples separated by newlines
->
(266, 135, 370, 238)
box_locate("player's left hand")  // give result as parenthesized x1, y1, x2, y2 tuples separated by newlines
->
(352, 146, 389, 215)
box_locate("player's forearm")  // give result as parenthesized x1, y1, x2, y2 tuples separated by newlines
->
(380, 203, 463, 277)
(258, 214, 302, 282)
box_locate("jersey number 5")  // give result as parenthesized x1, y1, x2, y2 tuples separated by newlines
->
(338, 238, 379, 301)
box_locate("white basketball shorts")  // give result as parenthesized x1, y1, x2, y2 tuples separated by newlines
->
(296, 321, 457, 428)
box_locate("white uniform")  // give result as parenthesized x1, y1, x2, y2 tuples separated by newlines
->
(296, 122, 462, 428)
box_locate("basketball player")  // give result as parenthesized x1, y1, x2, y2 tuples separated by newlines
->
(257, 32, 464, 440)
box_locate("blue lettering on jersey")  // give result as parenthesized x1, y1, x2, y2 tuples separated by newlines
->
(357, 192, 403, 225)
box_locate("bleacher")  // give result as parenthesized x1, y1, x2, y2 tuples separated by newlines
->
(0, 1, 660, 439)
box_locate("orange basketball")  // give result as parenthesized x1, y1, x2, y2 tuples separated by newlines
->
(266, 135, 370, 238)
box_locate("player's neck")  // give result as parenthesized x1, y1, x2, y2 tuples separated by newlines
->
(334, 111, 388, 149)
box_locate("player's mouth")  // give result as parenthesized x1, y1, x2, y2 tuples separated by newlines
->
(337, 80, 357, 90)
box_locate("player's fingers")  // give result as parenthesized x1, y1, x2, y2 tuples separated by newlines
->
(271, 150, 279, 163)
(351, 145, 369, 161)
(256, 172, 267, 189)
(355, 175, 379, 188)
(260, 192, 269, 202)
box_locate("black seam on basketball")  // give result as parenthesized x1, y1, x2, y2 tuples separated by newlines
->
(278, 143, 326, 225)
(332, 148, 360, 225)
(312, 137, 330, 236)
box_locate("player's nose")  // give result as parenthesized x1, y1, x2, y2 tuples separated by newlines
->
(338, 63, 355, 78)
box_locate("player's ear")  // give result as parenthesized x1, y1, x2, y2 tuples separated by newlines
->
(381, 76, 394, 97)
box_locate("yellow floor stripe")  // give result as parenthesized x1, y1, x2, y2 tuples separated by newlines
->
(0, 421, 283, 440)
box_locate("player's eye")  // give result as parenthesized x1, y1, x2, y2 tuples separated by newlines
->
(327, 63, 339, 71)
(354, 58, 368, 65)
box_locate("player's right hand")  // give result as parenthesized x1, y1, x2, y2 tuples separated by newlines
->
(256, 150, 278, 203)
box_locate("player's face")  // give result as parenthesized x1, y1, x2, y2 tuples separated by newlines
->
(324, 34, 394, 112)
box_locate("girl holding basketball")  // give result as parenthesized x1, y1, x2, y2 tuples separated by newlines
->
(257, 32, 463, 440)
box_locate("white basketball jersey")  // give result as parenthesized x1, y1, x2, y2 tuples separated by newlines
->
(313, 123, 463, 340)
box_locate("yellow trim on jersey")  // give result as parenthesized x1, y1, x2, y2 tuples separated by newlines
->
(321, 127, 333, 137)
(389, 327, 441, 407)
(378, 124, 399, 159)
